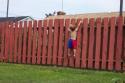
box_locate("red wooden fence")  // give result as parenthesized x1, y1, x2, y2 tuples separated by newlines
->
(0, 17, 125, 72)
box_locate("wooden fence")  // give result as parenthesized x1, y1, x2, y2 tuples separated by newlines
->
(0, 17, 125, 72)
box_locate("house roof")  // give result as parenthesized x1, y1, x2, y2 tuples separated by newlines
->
(45, 12, 125, 19)
(0, 16, 33, 22)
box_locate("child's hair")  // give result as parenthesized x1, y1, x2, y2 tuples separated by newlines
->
(69, 20, 81, 31)
(69, 24, 76, 31)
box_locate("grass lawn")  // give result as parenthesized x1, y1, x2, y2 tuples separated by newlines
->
(0, 63, 125, 83)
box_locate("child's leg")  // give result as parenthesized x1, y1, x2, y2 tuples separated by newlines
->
(68, 48, 71, 56)
(72, 40, 77, 57)
(73, 49, 76, 56)
(68, 39, 73, 56)
(68, 48, 74, 56)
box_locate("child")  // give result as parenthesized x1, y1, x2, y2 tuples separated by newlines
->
(68, 20, 82, 57)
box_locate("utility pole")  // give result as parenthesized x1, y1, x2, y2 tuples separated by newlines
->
(120, 0, 123, 16)
(6, 0, 9, 17)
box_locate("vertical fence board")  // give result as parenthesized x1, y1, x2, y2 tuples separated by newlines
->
(63, 19, 70, 67)
(115, 17, 123, 71)
(13, 22, 18, 63)
(0, 23, 1, 58)
(17, 22, 23, 63)
(69, 19, 75, 67)
(0, 23, 4, 61)
(47, 19, 53, 65)
(52, 19, 59, 65)
(42, 20, 47, 64)
(22, 21, 27, 64)
(9, 23, 14, 63)
(7, 24, 11, 62)
(123, 17, 125, 71)
(0, 23, 1, 60)
(75, 19, 82, 68)
(6, 23, 10, 62)
(102, 18, 109, 70)
(108, 17, 116, 70)
(32, 21, 37, 64)
(0, 23, 1, 38)
(95, 18, 102, 69)
(27, 21, 32, 64)
(88, 18, 95, 69)
(81, 18, 88, 68)
(37, 20, 43, 64)
(0, 23, 2, 60)
(4, 23, 9, 62)
(58, 19, 64, 66)
(0, 23, 5, 61)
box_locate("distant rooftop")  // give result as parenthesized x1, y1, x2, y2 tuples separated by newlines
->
(45, 12, 125, 19)
(0, 16, 33, 22)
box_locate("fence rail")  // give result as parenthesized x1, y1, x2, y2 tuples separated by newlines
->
(0, 17, 125, 72)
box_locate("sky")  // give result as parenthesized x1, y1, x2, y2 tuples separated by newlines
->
(0, 0, 125, 19)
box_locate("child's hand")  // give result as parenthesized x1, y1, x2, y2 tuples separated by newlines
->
(79, 20, 82, 24)
(78, 20, 82, 27)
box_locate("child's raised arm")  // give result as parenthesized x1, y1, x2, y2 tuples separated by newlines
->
(75, 20, 82, 31)
(68, 27, 71, 32)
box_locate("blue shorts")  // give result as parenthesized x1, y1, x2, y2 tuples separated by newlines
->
(68, 39, 73, 48)
(67, 39, 77, 49)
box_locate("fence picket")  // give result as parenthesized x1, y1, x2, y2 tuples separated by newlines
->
(37, 20, 43, 64)
(81, 18, 88, 68)
(75, 19, 82, 68)
(0, 23, 5, 61)
(17, 22, 23, 63)
(13, 22, 19, 63)
(4, 23, 9, 62)
(47, 19, 53, 65)
(42, 20, 47, 64)
(88, 18, 95, 69)
(58, 19, 64, 66)
(22, 21, 27, 64)
(123, 17, 125, 71)
(52, 19, 59, 65)
(108, 17, 116, 70)
(63, 19, 70, 67)
(27, 21, 32, 64)
(95, 18, 102, 69)
(115, 17, 123, 71)
(102, 18, 109, 70)
(31, 21, 37, 64)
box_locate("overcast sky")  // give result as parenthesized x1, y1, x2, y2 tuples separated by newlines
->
(0, 0, 125, 19)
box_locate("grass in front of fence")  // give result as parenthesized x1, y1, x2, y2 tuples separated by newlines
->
(0, 63, 125, 83)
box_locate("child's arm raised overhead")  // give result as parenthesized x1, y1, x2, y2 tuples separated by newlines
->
(75, 20, 82, 31)
(68, 27, 71, 32)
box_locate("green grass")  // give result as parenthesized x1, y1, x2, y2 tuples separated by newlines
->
(0, 63, 125, 83)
